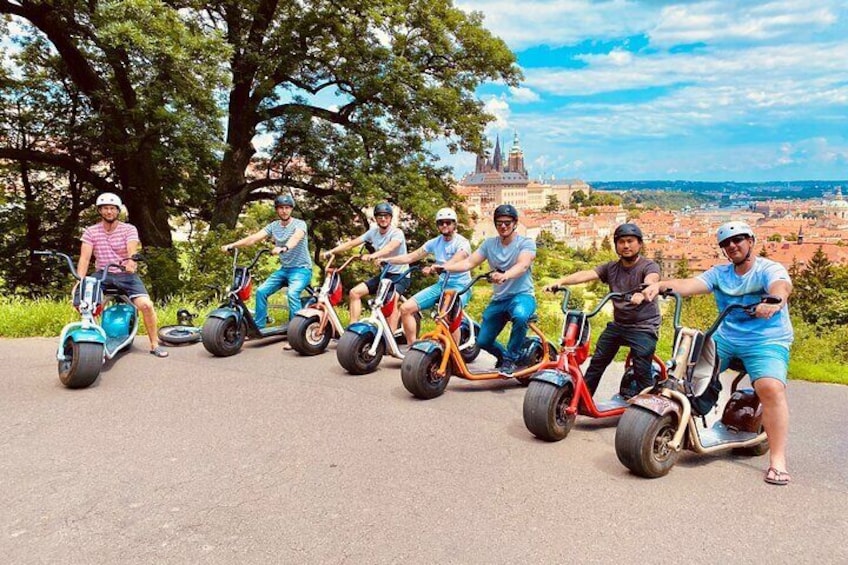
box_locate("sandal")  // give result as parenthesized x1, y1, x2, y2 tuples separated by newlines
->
(149, 346, 170, 358)
(764, 467, 791, 486)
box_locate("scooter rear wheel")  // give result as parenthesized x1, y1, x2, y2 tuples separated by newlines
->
(458, 322, 481, 364)
(615, 407, 680, 478)
(202, 316, 246, 357)
(523, 380, 576, 441)
(337, 331, 384, 374)
(401, 346, 449, 399)
(58, 340, 103, 389)
(288, 314, 332, 356)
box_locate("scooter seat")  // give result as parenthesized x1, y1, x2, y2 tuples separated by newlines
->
(527, 314, 539, 323)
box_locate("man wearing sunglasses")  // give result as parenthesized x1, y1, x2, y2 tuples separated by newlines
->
(643, 221, 794, 486)
(377, 207, 472, 347)
(323, 202, 409, 325)
(440, 204, 536, 377)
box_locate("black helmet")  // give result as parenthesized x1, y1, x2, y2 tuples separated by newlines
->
(274, 194, 295, 208)
(614, 223, 643, 242)
(493, 204, 519, 221)
(374, 202, 393, 216)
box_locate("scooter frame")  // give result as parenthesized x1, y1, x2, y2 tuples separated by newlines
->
(615, 291, 777, 478)
(523, 286, 668, 441)
(401, 270, 556, 400)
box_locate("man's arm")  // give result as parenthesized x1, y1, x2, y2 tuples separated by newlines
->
(76, 242, 94, 277)
(442, 250, 486, 273)
(754, 279, 793, 319)
(491, 250, 534, 284)
(272, 227, 306, 255)
(125, 240, 140, 273)
(643, 277, 710, 301)
(381, 246, 428, 265)
(222, 228, 269, 252)
(363, 239, 401, 261)
(543, 268, 599, 291)
(324, 234, 366, 258)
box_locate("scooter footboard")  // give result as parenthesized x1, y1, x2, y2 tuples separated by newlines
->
(628, 393, 682, 420)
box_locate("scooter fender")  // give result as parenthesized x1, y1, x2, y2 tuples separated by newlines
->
(345, 321, 378, 339)
(206, 307, 241, 321)
(409, 340, 443, 356)
(295, 307, 323, 319)
(101, 303, 135, 337)
(530, 369, 572, 389)
(66, 327, 106, 345)
(628, 393, 683, 420)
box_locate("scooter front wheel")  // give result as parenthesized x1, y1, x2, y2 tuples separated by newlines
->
(401, 345, 450, 399)
(615, 407, 680, 478)
(201, 316, 246, 357)
(337, 331, 384, 374)
(58, 340, 103, 389)
(288, 314, 331, 356)
(523, 380, 576, 441)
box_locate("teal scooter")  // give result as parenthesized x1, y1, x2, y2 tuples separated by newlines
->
(36, 250, 140, 389)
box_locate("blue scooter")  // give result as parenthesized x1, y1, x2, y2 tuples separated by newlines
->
(35, 250, 140, 389)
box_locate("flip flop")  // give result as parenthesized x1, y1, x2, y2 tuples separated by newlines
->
(764, 467, 791, 486)
(150, 346, 170, 358)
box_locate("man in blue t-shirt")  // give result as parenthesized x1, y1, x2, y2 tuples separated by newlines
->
(643, 221, 793, 486)
(379, 207, 472, 346)
(440, 204, 536, 377)
(323, 202, 409, 328)
(221, 194, 313, 328)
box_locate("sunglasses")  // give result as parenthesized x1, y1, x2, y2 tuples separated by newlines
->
(494, 220, 514, 227)
(720, 235, 749, 248)
(437, 220, 455, 226)
(375, 214, 391, 219)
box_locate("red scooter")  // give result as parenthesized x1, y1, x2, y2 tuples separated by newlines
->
(522, 287, 667, 442)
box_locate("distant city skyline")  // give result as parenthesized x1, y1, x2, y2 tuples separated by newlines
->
(440, 1, 848, 183)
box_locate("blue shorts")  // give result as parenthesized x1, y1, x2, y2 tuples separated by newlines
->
(364, 272, 411, 296)
(411, 282, 471, 311)
(714, 336, 789, 385)
(100, 272, 150, 300)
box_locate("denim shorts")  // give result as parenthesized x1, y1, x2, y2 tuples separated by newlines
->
(365, 273, 411, 296)
(714, 336, 790, 385)
(100, 272, 150, 300)
(411, 282, 471, 311)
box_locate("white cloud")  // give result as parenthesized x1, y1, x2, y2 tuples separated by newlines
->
(482, 96, 511, 132)
(509, 86, 541, 103)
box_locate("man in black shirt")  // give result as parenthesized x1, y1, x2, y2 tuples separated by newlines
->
(544, 223, 661, 396)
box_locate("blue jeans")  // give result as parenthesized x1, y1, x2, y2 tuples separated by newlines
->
(477, 294, 537, 364)
(584, 322, 658, 395)
(254, 267, 313, 327)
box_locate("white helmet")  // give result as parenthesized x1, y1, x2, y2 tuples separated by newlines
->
(96, 192, 123, 209)
(716, 221, 754, 246)
(435, 207, 458, 223)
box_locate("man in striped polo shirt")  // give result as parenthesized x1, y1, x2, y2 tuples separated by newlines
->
(76, 192, 169, 357)
(221, 194, 313, 331)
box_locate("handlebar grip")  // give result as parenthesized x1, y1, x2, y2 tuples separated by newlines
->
(34, 250, 52, 256)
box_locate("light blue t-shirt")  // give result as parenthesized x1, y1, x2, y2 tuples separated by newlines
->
(477, 235, 536, 300)
(265, 218, 312, 269)
(697, 257, 793, 347)
(363, 226, 408, 275)
(423, 234, 472, 288)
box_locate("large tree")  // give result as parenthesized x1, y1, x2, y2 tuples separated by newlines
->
(205, 0, 519, 239)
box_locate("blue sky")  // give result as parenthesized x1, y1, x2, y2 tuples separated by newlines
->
(444, 0, 848, 183)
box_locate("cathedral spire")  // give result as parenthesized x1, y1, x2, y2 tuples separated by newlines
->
(491, 135, 502, 172)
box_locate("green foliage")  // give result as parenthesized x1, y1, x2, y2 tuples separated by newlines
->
(620, 190, 713, 210)
(542, 195, 561, 213)
(673, 256, 690, 278)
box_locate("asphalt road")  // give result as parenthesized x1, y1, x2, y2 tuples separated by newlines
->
(1, 336, 846, 564)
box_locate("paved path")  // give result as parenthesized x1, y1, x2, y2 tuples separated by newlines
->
(1, 337, 846, 564)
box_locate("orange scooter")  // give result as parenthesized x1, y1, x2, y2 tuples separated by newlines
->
(401, 270, 557, 400)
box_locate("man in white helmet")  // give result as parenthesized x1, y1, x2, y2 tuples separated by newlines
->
(378, 207, 472, 346)
(643, 221, 793, 485)
(76, 192, 168, 357)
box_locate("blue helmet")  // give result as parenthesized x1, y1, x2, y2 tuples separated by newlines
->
(614, 223, 643, 242)
(374, 202, 393, 217)
(274, 194, 295, 208)
(493, 204, 518, 221)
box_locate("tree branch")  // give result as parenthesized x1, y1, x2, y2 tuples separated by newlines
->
(0, 147, 115, 193)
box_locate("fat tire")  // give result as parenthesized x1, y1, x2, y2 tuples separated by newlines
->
(615, 407, 680, 478)
(58, 340, 103, 389)
(337, 331, 384, 374)
(523, 380, 576, 441)
(401, 346, 449, 399)
(158, 325, 201, 345)
(288, 314, 331, 356)
(201, 316, 245, 357)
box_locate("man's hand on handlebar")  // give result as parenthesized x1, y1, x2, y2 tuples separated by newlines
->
(489, 270, 509, 285)
(543, 283, 560, 293)
(753, 296, 783, 319)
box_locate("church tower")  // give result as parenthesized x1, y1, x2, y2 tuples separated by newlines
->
(506, 131, 527, 176)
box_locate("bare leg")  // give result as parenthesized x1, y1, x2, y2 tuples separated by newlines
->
(754, 377, 789, 473)
(400, 298, 419, 345)
(133, 296, 160, 349)
(348, 283, 369, 323)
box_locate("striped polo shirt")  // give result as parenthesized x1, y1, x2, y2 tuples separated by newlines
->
(264, 218, 312, 269)
(81, 222, 140, 272)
